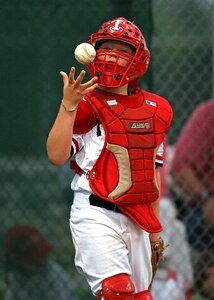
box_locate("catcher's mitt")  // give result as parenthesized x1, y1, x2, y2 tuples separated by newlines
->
(149, 236, 167, 288)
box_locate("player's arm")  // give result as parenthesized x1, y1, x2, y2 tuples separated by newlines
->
(46, 67, 98, 165)
(149, 167, 161, 242)
(174, 166, 209, 201)
(176, 167, 214, 226)
(148, 167, 166, 289)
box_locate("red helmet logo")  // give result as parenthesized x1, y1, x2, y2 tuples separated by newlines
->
(110, 19, 123, 32)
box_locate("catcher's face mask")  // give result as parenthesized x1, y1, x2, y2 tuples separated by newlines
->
(88, 17, 150, 88)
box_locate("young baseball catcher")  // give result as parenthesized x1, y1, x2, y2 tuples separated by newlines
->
(47, 17, 173, 300)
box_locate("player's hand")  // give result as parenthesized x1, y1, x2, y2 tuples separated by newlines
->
(60, 67, 98, 108)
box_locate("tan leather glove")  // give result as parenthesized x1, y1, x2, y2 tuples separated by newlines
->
(149, 237, 167, 288)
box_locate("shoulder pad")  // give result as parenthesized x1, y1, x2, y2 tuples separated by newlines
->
(73, 98, 96, 134)
(143, 91, 173, 126)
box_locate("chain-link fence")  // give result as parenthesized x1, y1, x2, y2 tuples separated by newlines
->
(0, 0, 213, 299)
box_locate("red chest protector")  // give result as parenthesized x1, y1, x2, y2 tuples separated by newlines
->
(73, 89, 173, 232)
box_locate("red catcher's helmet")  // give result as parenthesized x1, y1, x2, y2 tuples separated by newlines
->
(88, 17, 150, 88)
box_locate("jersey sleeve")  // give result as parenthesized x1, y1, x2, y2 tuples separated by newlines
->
(73, 98, 96, 134)
(70, 135, 84, 157)
(155, 143, 164, 167)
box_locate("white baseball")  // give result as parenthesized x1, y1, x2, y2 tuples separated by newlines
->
(74, 43, 96, 65)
